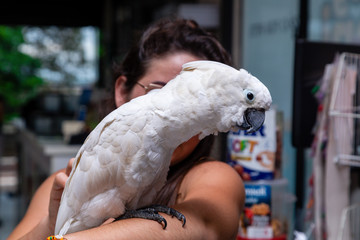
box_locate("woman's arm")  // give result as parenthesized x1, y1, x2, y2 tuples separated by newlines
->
(64, 161, 244, 240)
(9, 160, 244, 240)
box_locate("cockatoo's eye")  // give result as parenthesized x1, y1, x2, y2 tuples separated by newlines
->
(244, 89, 255, 103)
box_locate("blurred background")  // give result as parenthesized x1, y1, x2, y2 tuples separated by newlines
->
(1, 0, 360, 239)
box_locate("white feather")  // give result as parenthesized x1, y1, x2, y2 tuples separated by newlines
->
(54, 60, 272, 235)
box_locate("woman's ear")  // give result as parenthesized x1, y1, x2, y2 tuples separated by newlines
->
(114, 76, 129, 107)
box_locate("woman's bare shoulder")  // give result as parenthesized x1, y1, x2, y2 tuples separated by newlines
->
(179, 160, 245, 201)
(186, 160, 243, 184)
(175, 160, 245, 239)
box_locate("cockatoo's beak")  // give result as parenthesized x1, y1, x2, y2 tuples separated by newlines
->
(237, 108, 265, 133)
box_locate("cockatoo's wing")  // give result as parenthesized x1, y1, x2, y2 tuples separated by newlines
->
(55, 100, 164, 235)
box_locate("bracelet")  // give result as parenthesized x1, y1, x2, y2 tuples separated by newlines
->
(47, 235, 65, 240)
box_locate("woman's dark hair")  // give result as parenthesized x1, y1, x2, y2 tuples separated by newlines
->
(113, 18, 231, 95)
(109, 18, 232, 205)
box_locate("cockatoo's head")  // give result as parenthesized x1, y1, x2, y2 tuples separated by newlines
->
(180, 61, 272, 134)
(233, 68, 272, 133)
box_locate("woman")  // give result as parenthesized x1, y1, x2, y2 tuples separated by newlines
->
(9, 18, 245, 240)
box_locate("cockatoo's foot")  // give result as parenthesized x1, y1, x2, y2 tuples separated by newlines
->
(115, 205, 186, 229)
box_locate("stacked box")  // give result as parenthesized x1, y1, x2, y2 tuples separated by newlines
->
(227, 109, 277, 181)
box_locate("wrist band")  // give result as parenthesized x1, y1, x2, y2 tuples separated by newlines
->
(47, 235, 64, 240)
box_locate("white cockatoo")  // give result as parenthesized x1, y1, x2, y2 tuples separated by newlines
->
(54, 60, 272, 236)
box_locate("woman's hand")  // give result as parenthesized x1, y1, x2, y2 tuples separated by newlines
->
(8, 158, 75, 240)
(48, 158, 74, 231)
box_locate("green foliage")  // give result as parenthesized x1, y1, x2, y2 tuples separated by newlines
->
(0, 25, 43, 122)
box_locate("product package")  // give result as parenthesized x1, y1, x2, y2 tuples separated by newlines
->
(227, 109, 277, 181)
(240, 184, 273, 239)
(238, 179, 295, 240)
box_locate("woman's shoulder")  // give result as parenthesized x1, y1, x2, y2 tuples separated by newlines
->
(179, 159, 245, 199)
(175, 159, 245, 239)
(187, 160, 242, 182)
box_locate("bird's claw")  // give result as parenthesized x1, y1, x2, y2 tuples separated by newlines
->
(115, 205, 186, 229)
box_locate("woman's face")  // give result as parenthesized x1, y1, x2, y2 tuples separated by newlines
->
(115, 52, 202, 165)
